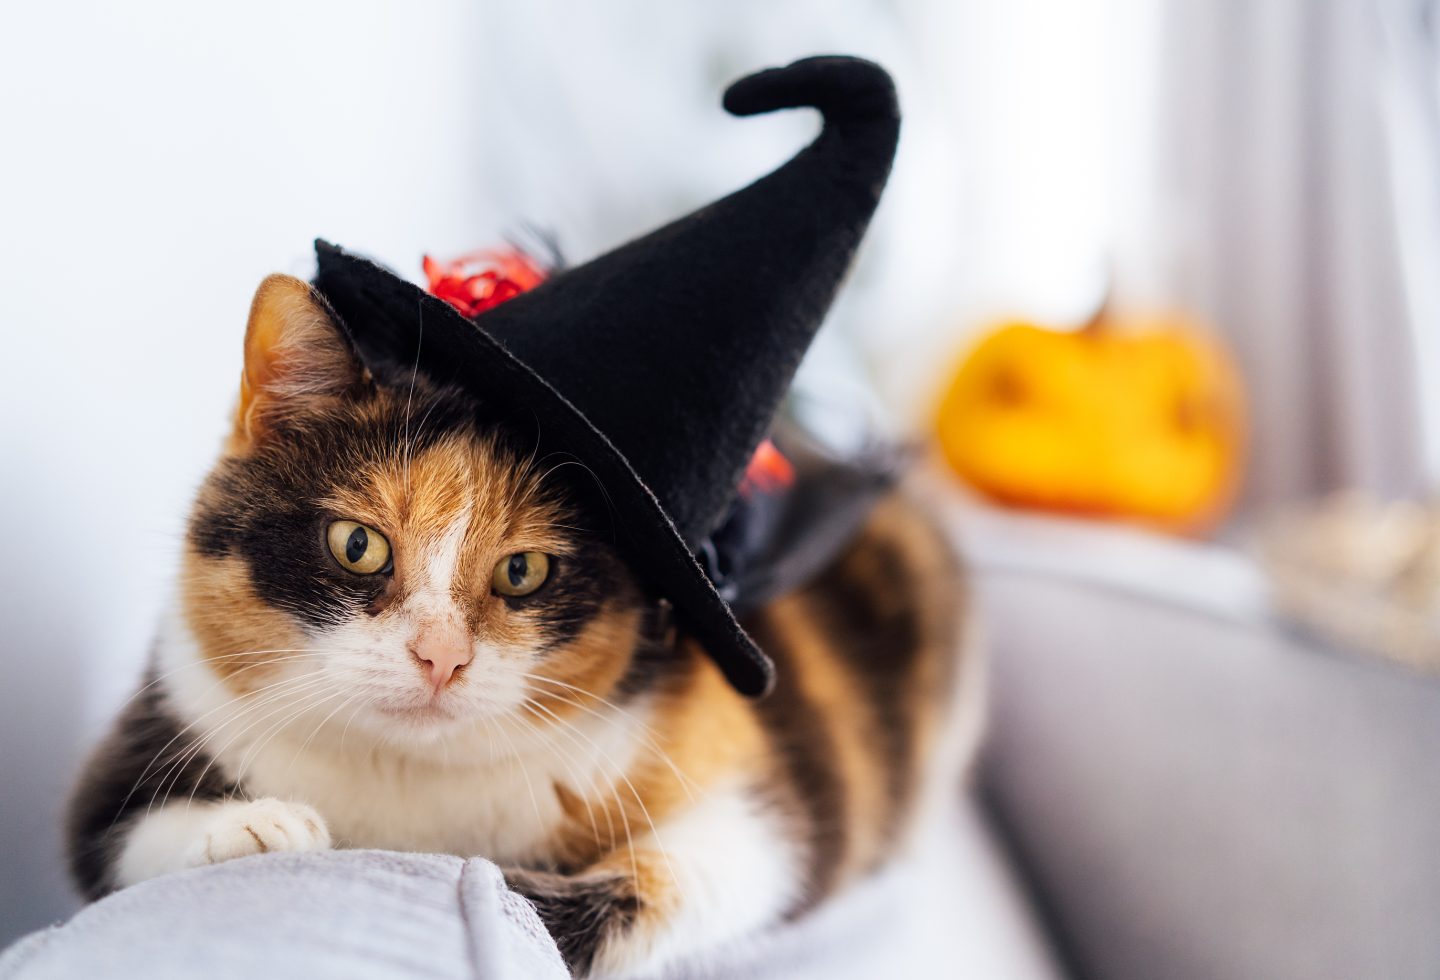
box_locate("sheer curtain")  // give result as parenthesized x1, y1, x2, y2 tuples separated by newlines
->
(1380, 0, 1440, 487)
(1120, 0, 1432, 514)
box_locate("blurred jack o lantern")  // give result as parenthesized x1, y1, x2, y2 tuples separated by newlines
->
(935, 307, 1246, 535)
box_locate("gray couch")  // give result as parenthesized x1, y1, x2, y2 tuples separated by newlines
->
(968, 507, 1440, 979)
(5, 506, 1437, 978)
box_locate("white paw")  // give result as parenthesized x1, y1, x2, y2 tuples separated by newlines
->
(187, 798, 332, 868)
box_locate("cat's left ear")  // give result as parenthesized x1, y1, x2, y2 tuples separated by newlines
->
(234, 274, 363, 447)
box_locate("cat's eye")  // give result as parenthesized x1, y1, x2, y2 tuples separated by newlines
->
(492, 551, 551, 597)
(326, 520, 392, 575)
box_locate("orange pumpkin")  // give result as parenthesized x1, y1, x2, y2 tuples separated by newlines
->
(935, 310, 1246, 534)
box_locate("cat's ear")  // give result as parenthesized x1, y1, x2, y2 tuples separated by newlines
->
(234, 274, 363, 446)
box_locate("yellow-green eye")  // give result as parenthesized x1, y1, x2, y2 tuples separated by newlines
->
(326, 520, 392, 575)
(492, 551, 551, 597)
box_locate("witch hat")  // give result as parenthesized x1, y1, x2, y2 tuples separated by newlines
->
(313, 55, 900, 697)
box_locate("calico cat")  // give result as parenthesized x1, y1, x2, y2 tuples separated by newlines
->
(67, 274, 979, 977)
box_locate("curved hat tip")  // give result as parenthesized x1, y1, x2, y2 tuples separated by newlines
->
(722, 55, 898, 125)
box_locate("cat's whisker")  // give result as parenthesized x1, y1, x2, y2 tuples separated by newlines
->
(534, 455, 618, 529)
(171, 684, 341, 816)
(511, 703, 607, 857)
(483, 713, 547, 831)
(230, 688, 350, 796)
(336, 698, 366, 758)
(148, 675, 337, 816)
(523, 697, 688, 909)
(189, 684, 345, 810)
(107, 650, 331, 718)
(408, 398, 442, 456)
(122, 671, 334, 823)
(527, 707, 622, 853)
(521, 713, 645, 897)
(283, 691, 369, 785)
(520, 672, 699, 802)
(150, 673, 338, 807)
(395, 396, 444, 501)
(401, 297, 425, 497)
(174, 695, 307, 816)
(146, 682, 321, 817)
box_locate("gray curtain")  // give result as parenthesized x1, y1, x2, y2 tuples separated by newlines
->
(1131, 0, 1431, 514)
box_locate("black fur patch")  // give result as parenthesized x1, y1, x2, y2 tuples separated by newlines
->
(611, 599, 685, 701)
(525, 548, 616, 649)
(503, 867, 640, 976)
(66, 668, 236, 899)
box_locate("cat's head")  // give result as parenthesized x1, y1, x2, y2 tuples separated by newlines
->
(182, 274, 670, 746)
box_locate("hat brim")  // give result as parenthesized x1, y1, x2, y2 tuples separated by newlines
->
(313, 240, 775, 698)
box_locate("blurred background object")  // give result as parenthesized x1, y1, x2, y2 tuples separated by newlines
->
(1257, 491, 1440, 670)
(6, 0, 1440, 970)
(935, 303, 1246, 534)
(1113, 0, 1433, 512)
(923, 0, 1440, 528)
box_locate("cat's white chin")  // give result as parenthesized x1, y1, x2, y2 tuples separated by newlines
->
(372, 699, 455, 722)
(351, 695, 503, 748)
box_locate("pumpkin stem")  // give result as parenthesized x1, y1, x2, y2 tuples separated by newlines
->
(1080, 279, 1114, 336)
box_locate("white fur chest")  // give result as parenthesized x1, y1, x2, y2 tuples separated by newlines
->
(230, 725, 631, 862)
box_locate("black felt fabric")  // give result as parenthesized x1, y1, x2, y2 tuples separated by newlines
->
(312, 56, 900, 697)
(715, 420, 904, 617)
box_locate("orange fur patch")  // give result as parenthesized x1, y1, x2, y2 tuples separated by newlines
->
(759, 592, 889, 877)
(317, 433, 577, 640)
(181, 550, 309, 693)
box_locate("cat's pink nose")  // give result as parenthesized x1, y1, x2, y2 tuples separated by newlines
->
(410, 627, 472, 693)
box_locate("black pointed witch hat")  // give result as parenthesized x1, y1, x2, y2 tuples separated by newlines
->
(312, 55, 900, 697)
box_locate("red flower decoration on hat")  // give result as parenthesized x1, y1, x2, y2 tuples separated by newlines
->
(423, 243, 792, 497)
(422, 248, 548, 318)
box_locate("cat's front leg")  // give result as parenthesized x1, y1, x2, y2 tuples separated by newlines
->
(507, 788, 802, 977)
(115, 798, 332, 888)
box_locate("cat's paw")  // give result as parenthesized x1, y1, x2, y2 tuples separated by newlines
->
(187, 798, 331, 868)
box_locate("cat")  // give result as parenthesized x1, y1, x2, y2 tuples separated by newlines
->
(67, 273, 980, 977)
